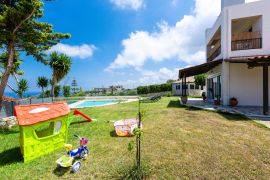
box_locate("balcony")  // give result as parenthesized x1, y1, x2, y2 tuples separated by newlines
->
(207, 46, 221, 62)
(231, 32, 262, 51)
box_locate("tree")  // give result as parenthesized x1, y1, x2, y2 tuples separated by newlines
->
(37, 76, 49, 102)
(63, 86, 71, 97)
(44, 90, 51, 98)
(0, 0, 70, 110)
(194, 74, 206, 90)
(167, 79, 175, 83)
(74, 87, 86, 97)
(54, 85, 61, 97)
(71, 79, 79, 95)
(49, 52, 72, 100)
(17, 79, 29, 98)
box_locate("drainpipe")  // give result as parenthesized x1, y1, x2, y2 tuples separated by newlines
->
(263, 64, 269, 115)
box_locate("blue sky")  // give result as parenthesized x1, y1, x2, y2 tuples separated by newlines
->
(7, 0, 223, 92)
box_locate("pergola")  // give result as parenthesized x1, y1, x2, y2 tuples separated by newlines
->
(225, 55, 270, 115)
(179, 59, 223, 97)
(179, 55, 270, 115)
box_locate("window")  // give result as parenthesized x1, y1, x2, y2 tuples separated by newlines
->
(55, 121, 62, 134)
(176, 84, 181, 90)
(35, 122, 54, 138)
(182, 84, 188, 90)
(195, 85, 200, 90)
(190, 84, 195, 90)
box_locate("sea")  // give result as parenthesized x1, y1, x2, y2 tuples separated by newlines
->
(4, 92, 41, 98)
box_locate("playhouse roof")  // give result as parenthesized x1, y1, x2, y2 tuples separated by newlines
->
(15, 102, 70, 126)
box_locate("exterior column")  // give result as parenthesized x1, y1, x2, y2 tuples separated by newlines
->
(263, 64, 269, 115)
(221, 61, 230, 105)
(181, 77, 184, 96)
(184, 76, 187, 96)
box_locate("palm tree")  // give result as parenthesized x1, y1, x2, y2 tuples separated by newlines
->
(37, 76, 49, 102)
(49, 52, 72, 100)
(17, 79, 29, 98)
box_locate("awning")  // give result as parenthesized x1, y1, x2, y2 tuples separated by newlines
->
(179, 59, 223, 78)
(225, 55, 270, 63)
(225, 55, 270, 68)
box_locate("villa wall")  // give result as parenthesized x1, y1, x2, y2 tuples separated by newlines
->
(206, 0, 270, 61)
(229, 63, 270, 106)
(227, 0, 270, 58)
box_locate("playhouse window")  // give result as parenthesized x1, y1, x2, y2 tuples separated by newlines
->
(35, 122, 55, 138)
(55, 121, 62, 134)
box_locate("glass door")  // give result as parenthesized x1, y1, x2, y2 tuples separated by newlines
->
(207, 76, 221, 100)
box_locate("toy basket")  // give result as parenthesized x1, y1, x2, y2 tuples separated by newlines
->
(114, 118, 143, 137)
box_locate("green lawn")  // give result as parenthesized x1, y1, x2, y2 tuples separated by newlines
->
(1, 97, 270, 179)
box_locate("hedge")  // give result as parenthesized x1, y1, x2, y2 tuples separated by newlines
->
(137, 83, 172, 95)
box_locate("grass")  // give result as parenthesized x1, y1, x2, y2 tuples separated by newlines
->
(1, 97, 270, 179)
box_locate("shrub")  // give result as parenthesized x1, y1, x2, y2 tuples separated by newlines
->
(63, 86, 71, 97)
(54, 85, 61, 97)
(137, 83, 172, 95)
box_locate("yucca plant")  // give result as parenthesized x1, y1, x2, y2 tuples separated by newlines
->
(37, 76, 49, 102)
(17, 79, 29, 98)
(49, 52, 72, 100)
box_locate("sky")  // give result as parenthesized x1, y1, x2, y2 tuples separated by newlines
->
(6, 0, 259, 92)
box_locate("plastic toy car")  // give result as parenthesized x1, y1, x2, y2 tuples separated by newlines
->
(56, 135, 89, 173)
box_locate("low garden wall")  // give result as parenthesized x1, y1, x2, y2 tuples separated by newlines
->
(0, 116, 17, 129)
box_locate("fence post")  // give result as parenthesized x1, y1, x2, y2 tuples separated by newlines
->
(11, 101, 14, 116)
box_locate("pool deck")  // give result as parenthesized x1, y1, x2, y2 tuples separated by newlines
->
(180, 98, 270, 128)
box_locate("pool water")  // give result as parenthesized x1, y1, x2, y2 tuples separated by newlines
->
(66, 100, 77, 105)
(69, 100, 126, 108)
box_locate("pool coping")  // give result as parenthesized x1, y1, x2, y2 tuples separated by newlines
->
(68, 99, 138, 109)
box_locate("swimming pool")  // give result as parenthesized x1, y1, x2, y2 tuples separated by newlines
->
(68, 100, 127, 109)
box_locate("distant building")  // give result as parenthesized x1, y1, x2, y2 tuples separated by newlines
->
(172, 77, 205, 96)
(93, 85, 124, 95)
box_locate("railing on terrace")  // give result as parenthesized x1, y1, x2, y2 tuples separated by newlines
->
(231, 38, 262, 51)
(207, 46, 221, 62)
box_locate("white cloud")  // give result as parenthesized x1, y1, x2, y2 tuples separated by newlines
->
(115, 67, 179, 88)
(171, 0, 179, 6)
(110, 0, 144, 10)
(106, 0, 221, 71)
(48, 43, 96, 59)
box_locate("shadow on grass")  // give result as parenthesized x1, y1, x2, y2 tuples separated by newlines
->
(0, 147, 23, 166)
(167, 100, 181, 108)
(217, 111, 249, 121)
(110, 130, 118, 137)
(53, 166, 70, 177)
(167, 100, 201, 111)
(70, 120, 90, 125)
(0, 129, 19, 135)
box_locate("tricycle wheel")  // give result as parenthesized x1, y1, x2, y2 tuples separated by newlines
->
(80, 149, 89, 159)
(71, 161, 81, 173)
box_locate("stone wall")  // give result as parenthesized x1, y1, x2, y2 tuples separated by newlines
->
(0, 116, 17, 129)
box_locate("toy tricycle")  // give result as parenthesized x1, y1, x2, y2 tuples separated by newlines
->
(56, 135, 89, 173)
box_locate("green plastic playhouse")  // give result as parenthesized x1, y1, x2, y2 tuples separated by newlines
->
(15, 102, 72, 162)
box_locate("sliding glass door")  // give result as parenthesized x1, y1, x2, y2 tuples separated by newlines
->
(207, 76, 221, 100)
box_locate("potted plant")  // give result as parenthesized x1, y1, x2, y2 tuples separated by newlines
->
(230, 97, 238, 107)
(181, 96, 188, 104)
(214, 96, 221, 105)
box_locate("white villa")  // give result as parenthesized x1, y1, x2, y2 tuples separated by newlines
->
(172, 77, 205, 96)
(179, 0, 270, 114)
